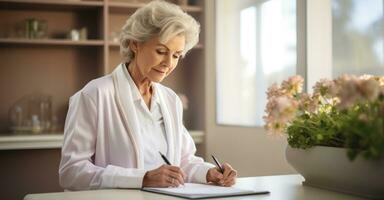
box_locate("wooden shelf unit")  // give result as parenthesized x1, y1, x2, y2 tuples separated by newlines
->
(0, 0, 103, 6)
(0, 0, 206, 134)
(0, 0, 103, 11)
(0, 38, 104, 46)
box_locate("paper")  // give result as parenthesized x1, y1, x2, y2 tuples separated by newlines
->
(142, 183, 269, 199)
(148, 183, 251, 195)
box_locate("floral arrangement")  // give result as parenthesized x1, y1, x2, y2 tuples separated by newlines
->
(264, 74, 384, 161)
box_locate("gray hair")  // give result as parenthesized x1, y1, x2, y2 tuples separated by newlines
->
(119, 0, 200, 63)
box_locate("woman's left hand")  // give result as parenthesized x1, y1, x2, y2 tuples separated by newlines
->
(206, 163, 237, 187)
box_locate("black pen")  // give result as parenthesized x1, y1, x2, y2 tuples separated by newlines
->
(211, 155, 224, 174)
(159, 151, 171, 165)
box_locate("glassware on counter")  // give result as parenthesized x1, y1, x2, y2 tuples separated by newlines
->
(8, 93, 57, 134)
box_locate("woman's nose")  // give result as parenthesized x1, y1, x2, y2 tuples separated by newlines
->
(162, 54, 173, 67)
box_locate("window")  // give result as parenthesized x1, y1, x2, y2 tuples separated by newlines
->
(216, 0, 297, 126)
(332, 0, 384, 77)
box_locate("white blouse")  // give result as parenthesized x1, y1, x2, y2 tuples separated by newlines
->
(125, 67, 168, 170)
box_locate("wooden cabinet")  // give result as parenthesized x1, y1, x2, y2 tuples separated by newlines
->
(0, 0, 206, 133)
(0, 1, 206, 199)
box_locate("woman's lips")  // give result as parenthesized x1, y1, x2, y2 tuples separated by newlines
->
(153, 68, 166, 74)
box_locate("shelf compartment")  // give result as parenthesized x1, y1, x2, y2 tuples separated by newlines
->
(0, 38, 104, 46)
(0, 46, 103, 132)
(0, 8, 103, 40)
(0, 0, 103, 10)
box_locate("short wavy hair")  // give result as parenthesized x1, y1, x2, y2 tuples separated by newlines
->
(119, 0, 200, 63)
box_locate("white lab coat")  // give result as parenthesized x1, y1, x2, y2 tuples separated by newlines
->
(59, 63, 215, 190)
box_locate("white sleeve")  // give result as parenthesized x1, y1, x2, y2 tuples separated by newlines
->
(59, 92, 146, 190)
(179, 126, 216, 183)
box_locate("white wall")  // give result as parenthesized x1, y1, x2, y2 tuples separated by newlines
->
(205, 127, 295, 177)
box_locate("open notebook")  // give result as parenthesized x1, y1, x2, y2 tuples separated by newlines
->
(142, 183, 269, 199)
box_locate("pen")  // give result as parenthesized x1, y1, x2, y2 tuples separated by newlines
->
(160, 151, 186, 186)
(159, 151, 171, 165)
(211, 155, 224, 174)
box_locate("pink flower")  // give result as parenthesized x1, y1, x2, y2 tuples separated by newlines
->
(370, 76, 384, 95)
(264, 95, 299, 135)
(299, 93, 319, 113)
(264, 121, 286, 136)
(335, 75, 381, 109)
(281, 75, 304, 96)
(335, 75, 361, 109)
(378, 77, 384, 86)
(266, 83, 284, 99)
(313, 79, 337, 98)
(360, 74, 374, 80)
(357, 78, 380, 102)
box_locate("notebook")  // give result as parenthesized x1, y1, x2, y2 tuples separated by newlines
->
(142, 183, 269, 199)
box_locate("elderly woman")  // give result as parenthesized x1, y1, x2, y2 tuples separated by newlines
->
(59, 0, 237, 190)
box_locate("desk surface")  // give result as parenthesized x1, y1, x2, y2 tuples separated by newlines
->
(24, 174, 367, 200)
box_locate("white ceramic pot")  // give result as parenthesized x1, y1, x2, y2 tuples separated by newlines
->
(285, 145, 384, 199)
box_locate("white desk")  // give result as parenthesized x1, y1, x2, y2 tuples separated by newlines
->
(24, 175, 367, 200)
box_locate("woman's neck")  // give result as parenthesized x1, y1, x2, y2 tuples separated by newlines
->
(127, 62, 152, 97)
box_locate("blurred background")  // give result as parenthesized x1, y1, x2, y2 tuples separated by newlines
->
(0, 0, 382, 199)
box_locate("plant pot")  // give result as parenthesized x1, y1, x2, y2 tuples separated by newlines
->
(285, 145, 384, 199)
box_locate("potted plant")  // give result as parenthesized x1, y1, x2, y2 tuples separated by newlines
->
(263, 75, 384, 199)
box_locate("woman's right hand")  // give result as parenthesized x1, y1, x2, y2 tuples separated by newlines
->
(142, 164, 186, 187)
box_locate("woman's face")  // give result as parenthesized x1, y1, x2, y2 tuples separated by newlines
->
(131, 35, 185, 83)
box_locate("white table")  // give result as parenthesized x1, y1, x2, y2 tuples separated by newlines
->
(24, 174, 368, 200)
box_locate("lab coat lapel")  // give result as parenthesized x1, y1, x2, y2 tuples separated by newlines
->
(155, 84, 176, 164)
(112, 64, 144, 169)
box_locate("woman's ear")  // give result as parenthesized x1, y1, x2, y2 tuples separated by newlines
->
(129, 41, 139, 53)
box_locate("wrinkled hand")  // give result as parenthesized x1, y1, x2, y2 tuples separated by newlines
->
(206, 163, 237, 187)
(142, 164, 186, 187)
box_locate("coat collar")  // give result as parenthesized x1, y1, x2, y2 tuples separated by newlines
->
(112, 63, 177, 167)
(112, 63, 144, 168)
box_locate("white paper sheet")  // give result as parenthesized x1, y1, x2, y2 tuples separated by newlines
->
(144, 183, 259, 195)
(156, 183, 255, 194)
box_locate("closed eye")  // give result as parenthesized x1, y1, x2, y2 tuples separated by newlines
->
(157, 49, 181, 59)
(156, 49, 167, 55)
